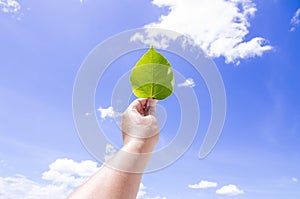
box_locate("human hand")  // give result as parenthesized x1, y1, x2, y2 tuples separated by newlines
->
(67, 100, 159, 199)
(121, 98, 160, 154)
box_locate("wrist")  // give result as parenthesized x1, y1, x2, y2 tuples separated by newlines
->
(122, 137, 158, 154)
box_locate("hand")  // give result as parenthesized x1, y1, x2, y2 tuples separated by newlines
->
(121, 98, 160, 154)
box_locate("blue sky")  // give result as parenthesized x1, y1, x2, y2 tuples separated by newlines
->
(1, 0, 300, 198)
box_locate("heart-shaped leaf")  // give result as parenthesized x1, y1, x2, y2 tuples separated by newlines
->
(130, 47, 174, 100)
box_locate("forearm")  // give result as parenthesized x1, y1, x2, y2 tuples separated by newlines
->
(67, 141, 154, 199)
(68, 98, 159, 199)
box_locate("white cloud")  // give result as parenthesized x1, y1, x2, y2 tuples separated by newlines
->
(133, 0, 273, 64)
(137, 183, 147, 199)
(178, 78, 196, 88)
(0, 0, 21, 14)
(292, 177, 298, 182)
(97, 106, 122, 119)
(42, 158, 99, 187)
(290, 8, 300, 32)
(0, 174, 69, 199)
(137, 183, 167, 199)
(188, 180, 217, 189)
(104, 144, 117, 161)
(216, 184, 244, 195)
(130, 30, 177, 49)
(0, 158, 100, 199)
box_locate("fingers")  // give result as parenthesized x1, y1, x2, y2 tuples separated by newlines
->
(128, 98, 148, 115)
(128, 98, 157, 116)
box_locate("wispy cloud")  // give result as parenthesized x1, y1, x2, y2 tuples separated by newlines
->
(216, 184, 244, 195)
(188, 180, 218, 189)
(133, 0, 273, 65)
(0, 0, 21, 14)
(178, 78, 196, 88)
(290, 8, 300, 32)
(292, 177, 298, 182)
(97, 106, 122, 119)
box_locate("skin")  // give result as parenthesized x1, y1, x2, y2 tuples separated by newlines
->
(67, 98, 159, 199)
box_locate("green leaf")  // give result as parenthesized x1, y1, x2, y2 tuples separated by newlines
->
(130, 47, 174, 100)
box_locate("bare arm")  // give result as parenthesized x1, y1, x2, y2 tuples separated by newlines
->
(67, 98, 159, 199)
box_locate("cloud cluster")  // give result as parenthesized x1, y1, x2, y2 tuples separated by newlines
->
(0, 174, 68, 199)
(0, 159, 100, 199)
(188, 179, 244, 196)
(290, 8, 300, 32)
(0, 0, 20, 14)
(42, 158, 99, 187)
(135, 0, 273, 64)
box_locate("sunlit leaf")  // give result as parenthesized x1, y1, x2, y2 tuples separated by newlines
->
(130, 47, 174, 100)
